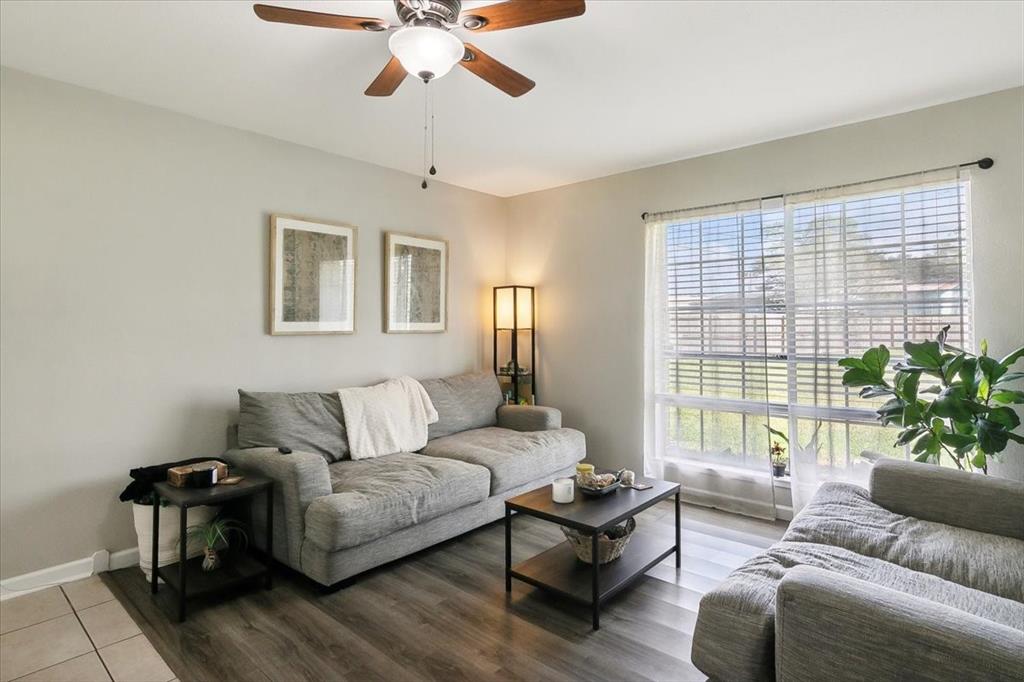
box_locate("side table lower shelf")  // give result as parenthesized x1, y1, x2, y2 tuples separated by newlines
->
(157, 553, 270, 599)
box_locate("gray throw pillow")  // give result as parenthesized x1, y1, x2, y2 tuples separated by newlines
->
(421, 371, 503, 440)
(237, 390, 348, 462)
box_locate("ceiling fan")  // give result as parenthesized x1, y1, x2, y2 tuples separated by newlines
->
(253, 0, 586, 97)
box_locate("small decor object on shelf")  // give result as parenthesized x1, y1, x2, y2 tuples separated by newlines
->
(562, 518, 636, 564)
(838, 325, 1023, 474)
(167, 460, 228, 488)
(270, 215, 357, 335)
(184, 517, 249, 573)
(770, 439, 788, 477)
(191, 462, 219, 488)
(551, 477, 574, 503)
(577, 470, 622, 496)
(621, 469, 635, 487)
(383, 232, 448, 333)
(575, 462, 595, 477)
(493, 285, 536, 404)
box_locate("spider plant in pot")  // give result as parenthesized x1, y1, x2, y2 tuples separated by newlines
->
(183, 517, 248, 572)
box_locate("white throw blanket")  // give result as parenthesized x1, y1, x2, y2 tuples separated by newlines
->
(337, 376, 439, 460)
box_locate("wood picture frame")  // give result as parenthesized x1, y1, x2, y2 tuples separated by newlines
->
(269, 214, 357, 335)
(383, 231, 448, 333)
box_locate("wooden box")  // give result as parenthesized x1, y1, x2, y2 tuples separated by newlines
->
(167, 460, 229, 487)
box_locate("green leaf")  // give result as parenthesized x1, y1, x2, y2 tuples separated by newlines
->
(981, 339, 989, 356)
(971, 451, 987, 470)
(942, 354, 965, 385)
(999, 346, 1024, 367)
(958, 358, 980, 396)
(994, 372, 1024, 385)
(860, 385, 894, 399)
(979, 356, 1008, 385)
(903, 340, 943, 371)
(991, 389, 1024, 404)
(838, 358, 866, 370)
(895, 371, 920, 402)
(976, 419, 1010, 454)
(914, 451, 932, 463)
(1007, 432, 1024, 445)
(901, 400, 923, 427)
(876, 397, 907, 426)
(764, 425, 789, 444)
(862, 346, 890, 381)
(979, 375, 991, 401)
(988, 406, 1021, 430)
(930, 386, 971, 421)
(911, 432, 940, 455)
(842, 367, 880, 388)
(895, 427, 925, 446)
(940, 432, 976, 450)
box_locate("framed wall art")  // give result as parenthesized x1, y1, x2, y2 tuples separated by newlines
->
(383, 232, 448, 333)
(270, 215, 357, 335)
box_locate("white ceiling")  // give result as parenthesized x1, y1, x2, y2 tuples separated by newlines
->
(2, 1, 1022, 197)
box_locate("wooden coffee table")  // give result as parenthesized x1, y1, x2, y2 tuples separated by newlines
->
(504, 476, 680, 630)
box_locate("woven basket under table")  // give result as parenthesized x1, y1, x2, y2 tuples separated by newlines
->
(561, 518, 637, 564)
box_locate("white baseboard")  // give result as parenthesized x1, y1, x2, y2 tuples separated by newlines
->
(110, 547, 140, 571)
(0, 547, 140, 601)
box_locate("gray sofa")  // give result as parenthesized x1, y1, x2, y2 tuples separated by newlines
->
(692, 459, 1024, 681)
(223, 371, 585, 588)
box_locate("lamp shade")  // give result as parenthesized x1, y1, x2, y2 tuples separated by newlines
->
(495, 286, 533, 329)
(388, 26, 464, 81)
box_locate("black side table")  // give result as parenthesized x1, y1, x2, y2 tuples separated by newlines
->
(151, 475, 273, 622)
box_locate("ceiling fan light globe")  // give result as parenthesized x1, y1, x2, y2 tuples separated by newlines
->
(388, 26, 464, 81)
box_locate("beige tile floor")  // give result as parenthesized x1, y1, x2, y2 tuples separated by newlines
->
(0, 577, 176, 682)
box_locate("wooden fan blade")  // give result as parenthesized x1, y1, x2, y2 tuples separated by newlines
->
(459, 0, 585, 32)
(365, 56, 407, 97)
(459, 44, 535, 97)
(253, 4, 389, 31)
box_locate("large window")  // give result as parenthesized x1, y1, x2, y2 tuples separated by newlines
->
(644, 170, 972, 509)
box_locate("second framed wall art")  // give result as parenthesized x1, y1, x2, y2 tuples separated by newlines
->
(383, 231, 448, 333)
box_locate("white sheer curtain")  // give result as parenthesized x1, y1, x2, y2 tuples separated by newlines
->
(644, 167, 972, 518)
(644, 199, 782, 519)
(783, 167, 971, 510)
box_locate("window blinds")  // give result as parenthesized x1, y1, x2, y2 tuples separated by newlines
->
(644, 168, 972, 517)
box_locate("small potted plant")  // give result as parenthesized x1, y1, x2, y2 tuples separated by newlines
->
(770, 440, 788, 477)
(183, 517, 249, 572)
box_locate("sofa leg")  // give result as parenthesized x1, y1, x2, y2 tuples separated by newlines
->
(320, 576, 357, 594)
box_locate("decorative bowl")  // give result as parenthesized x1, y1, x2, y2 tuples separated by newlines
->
(579, 480, 621, 497)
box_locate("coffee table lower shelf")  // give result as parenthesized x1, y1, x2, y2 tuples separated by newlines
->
(509, 531, 674, 607)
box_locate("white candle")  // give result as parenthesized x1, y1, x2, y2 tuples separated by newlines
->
(552, 477, 574, 503)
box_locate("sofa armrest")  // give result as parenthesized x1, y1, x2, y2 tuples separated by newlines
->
(870, 458, 1024, 539)
(497, 404, 562, 431)
(776, 565, 1024, 682)
(222, 447, 331, 568)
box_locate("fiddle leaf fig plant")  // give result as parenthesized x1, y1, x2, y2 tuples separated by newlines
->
(839, 326, 1024, 474)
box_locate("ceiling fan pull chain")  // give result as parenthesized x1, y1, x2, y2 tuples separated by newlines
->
(421, 80, 428, 189)
(429, 80, 437, 176)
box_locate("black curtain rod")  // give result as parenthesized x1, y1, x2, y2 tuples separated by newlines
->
(640, 157, 994, 221)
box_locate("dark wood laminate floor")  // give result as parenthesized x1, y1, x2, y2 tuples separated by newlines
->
(104, 502, 787, 682)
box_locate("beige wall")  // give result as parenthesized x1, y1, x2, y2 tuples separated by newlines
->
(0, 68, 508, 578)
(3, 68, 1022, 580)
(507, 87, 1024, 481)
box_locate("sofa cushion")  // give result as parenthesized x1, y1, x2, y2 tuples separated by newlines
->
(421, 372, 503, 440)
(783, 482, 1024, 602)
(420, 426, 585, 495)
(303, 452, 489, 551)
(692, 541, 1024, 682)
(237, 390, 348, 462)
